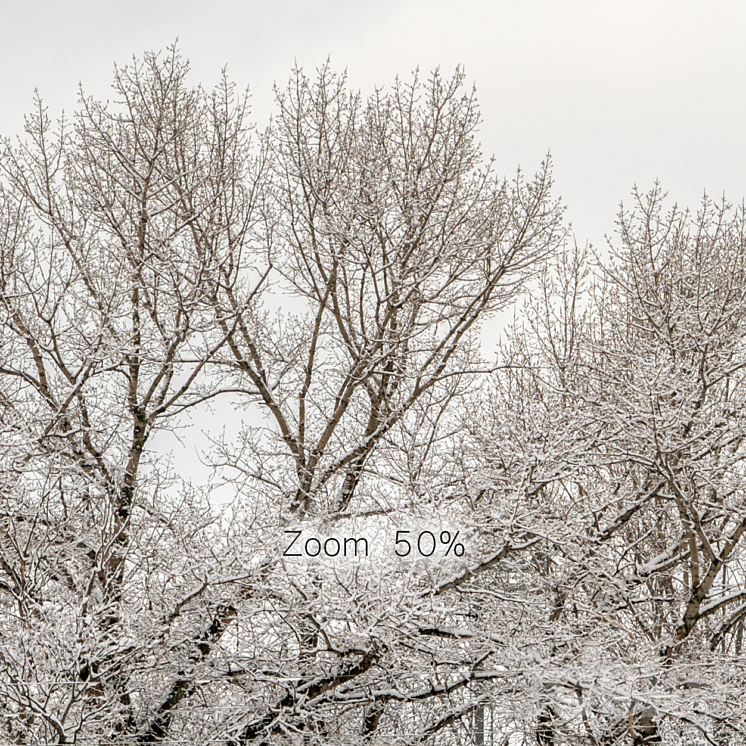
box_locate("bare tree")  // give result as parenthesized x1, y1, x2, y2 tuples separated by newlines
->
(0, 47, 266, 744)
(466, 187, 746, 744)
(196, 62, 564, 746)
(206, 63, 562, 518)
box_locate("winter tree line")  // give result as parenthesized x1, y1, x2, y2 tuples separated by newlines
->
(1, 47, 745, 745)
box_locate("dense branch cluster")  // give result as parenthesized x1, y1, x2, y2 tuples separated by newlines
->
(1, 47, 746, 745)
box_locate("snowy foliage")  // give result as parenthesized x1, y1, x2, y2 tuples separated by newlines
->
(2, 47, 745, 745)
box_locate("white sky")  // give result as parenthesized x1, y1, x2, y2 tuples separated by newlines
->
(2, 0, 745, 252)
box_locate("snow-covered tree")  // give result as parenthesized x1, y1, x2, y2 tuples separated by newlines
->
(470, 188, 746, 744)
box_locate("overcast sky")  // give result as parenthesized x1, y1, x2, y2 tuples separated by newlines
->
(2, 0, 745, 252)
